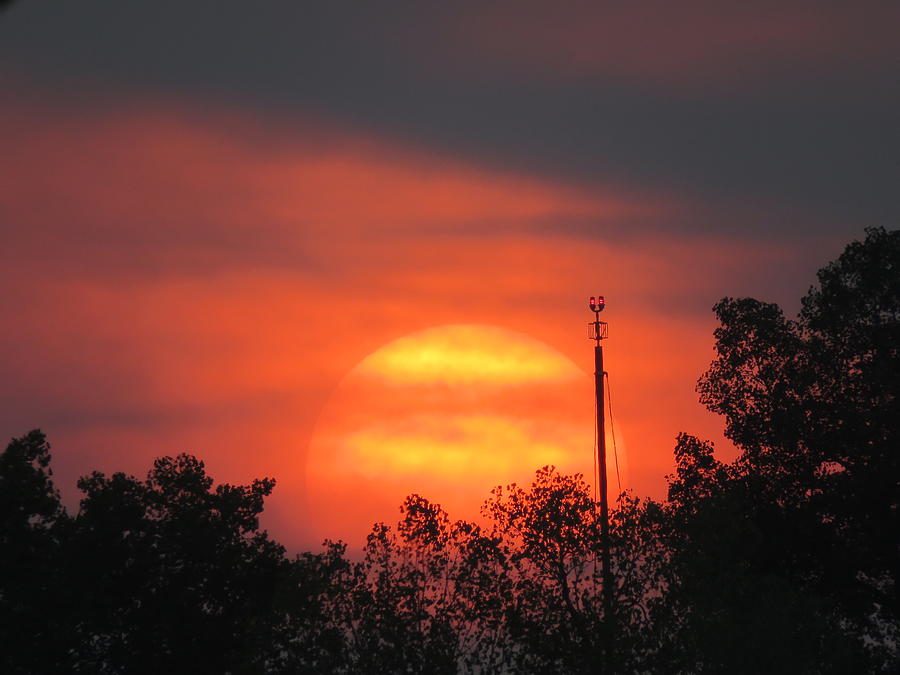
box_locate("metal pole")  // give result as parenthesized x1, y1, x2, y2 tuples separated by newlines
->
(595, 339, 614, 623)
(587, 296, 614, 631)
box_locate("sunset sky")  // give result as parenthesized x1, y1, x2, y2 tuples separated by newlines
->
(1, 2, 898, 551)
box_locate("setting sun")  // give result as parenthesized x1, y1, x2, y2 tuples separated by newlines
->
(305, 324, 626, 547)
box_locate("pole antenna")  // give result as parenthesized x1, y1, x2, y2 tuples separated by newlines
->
(587, 296, 614, 625)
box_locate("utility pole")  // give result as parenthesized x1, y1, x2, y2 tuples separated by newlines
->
(588, 295, 614, 624)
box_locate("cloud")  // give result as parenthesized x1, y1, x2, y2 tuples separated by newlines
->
(417, 1, 900, 89)
(0, 91, 666, 283)
(2, 2, 897, 237)
(0, 88, 851, 551)
(356, 325, 584, 386)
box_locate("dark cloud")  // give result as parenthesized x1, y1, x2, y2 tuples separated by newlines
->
(1, 1, 897, 238)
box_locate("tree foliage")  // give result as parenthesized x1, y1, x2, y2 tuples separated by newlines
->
(684, 229, 900, 672)
(0, 430, 69, 674)
(694, 227, 899, 669)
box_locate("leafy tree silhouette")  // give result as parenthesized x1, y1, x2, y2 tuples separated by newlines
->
(316, 468, 666, 674)
(480, 467, 667, 673)
(66, 454, 288, 673)
(662, 227, 900, 672)
(0, 430, 71, 674)
(0, 443, 302, 674)
(273, 540, 355, 672)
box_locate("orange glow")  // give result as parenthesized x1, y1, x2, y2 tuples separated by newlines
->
(306, 325, 625, 548)
(341, 415, 573, 478)
(0, 90, 778, 553)
(357, 325, 583, 385)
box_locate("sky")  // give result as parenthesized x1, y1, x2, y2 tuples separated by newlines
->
(1, 1, 898, 551)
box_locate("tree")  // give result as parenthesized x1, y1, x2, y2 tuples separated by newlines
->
(337, 499, 466, 674)
(0, 430, 72, 674)
(676, 227, 900, 671)
(272, 541, 355, 673)
(65, 454, 289, 673)
(308, 467, 667, 674)
(660, 434, 862, 674)
(487, 469, 668, 673)
(313, 494, 515, 674)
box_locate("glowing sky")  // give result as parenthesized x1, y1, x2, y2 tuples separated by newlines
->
(304, 325, 618, 548)
(1, 1, 898, 552)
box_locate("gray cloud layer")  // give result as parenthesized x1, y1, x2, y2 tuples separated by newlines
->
(2, 1, 898, 238)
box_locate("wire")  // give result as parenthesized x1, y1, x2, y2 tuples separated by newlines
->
(605, 372, 622, 494)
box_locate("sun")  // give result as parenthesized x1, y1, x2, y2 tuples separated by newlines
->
(304, 324, 625, 548)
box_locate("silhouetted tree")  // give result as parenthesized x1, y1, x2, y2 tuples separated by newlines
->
(325, 468, 666, 674)
(313, 494, 516, 674)
(0, 446, 302, 674)
(664, 227, 900, 672)
(269, 541, 355, 672)
(481, 468, 668, 673)
(659, 433, 864, 673)
(0, 430, 72, 674)
(340, 500, 465, 674)
(63, 454, 288, 673)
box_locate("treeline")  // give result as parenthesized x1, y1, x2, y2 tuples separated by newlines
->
(2, 228, 898, 674)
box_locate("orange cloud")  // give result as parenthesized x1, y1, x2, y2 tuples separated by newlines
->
(356, 325, 583, 385)
(1, 90, 808, 552)
(0, 93, 654, 259)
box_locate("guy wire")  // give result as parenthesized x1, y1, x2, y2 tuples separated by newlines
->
(605, 372, 622, 494)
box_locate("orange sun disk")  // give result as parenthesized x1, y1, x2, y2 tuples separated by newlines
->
(304, 324, 626, 550)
